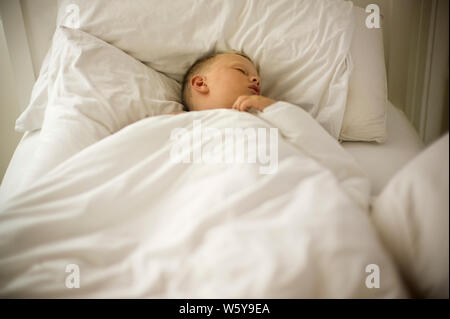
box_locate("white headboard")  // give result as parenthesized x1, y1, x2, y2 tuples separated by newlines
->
(0, 0, 448, 145)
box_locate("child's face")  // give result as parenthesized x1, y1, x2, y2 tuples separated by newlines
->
(191, 53, 261, 110)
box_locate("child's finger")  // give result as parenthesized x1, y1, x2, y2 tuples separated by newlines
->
(242, 96, 259, 111)
(232, 97, 242, 110)
(238, 96, 253, 112)
(232, 95, 250, 111)
(239, 100, 252, 112)
(232, 98, 241, 110)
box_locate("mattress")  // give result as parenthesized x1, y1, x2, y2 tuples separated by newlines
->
(342, 101, 424, 195)
(0, 101, 424, 201)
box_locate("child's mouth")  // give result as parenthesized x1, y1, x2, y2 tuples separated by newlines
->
(249, 85, 260, 95)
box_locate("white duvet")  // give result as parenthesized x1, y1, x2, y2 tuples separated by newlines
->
(0, 102, 406, 298)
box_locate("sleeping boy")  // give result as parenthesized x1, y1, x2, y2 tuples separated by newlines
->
(180, 50, 276, 114)
(173, 50, 369, 208)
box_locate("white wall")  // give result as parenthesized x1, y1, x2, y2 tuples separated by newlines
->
(0, 18, 22, 183)
(353, 0, 449, 145)
(418, 0, 449, 144)
(0, 0, 56, 182)
(0, 0, 36, 112)
(20, 0, 57, 76)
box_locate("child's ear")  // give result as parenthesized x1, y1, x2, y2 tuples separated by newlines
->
(191, 75, 209, 94)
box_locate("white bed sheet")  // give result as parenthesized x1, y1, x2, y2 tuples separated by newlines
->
(0, 101, 424, 201)
(342, 101, 424, 195)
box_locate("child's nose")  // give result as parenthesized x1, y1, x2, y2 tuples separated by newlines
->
(250, 76, 260, 86)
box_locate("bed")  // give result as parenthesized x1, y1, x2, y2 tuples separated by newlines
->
(0, 101, 425, 199)
(0, 0, 448, 299)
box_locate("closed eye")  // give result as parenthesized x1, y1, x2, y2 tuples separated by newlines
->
(235, 68, 248, 75)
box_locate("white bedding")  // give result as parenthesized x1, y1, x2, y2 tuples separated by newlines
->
(372, 133, 449, 298)
(342, 101, 424, 195)
(0, 102, 407, 298)
(0, 101, 424, 201)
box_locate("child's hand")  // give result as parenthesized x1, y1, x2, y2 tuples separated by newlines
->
(232, 95, 276, 112)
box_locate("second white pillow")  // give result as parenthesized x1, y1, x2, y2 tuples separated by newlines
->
(25, 26, 183, 182)
(340, 6, 388, 143)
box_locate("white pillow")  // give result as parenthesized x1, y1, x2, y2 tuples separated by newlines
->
(340, 6, 388, 142)
(47, 0, 354, 140)
(371, 133, 449, 298)
(16, 2, 390, 143)
(17, 0, 356, 140)
(25, 26, 182, 181)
